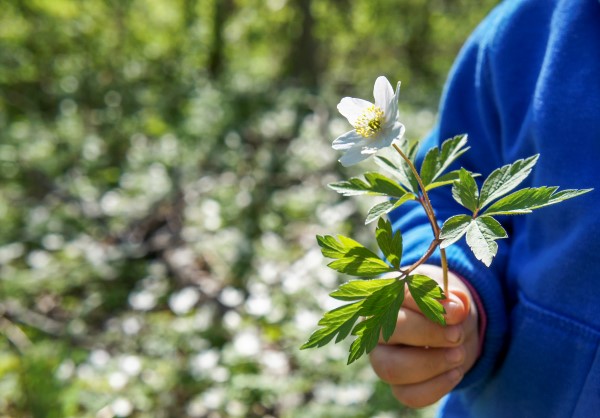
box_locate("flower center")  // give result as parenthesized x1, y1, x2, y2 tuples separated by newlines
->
(354, 105, 385, 138)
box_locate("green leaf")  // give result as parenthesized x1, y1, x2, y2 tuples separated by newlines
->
(360, 279, 403, 332)
(439, 214, 472, 248)
(348, 320, 378, 364)
(365, 200, 397, 225)
(420, 135, 470, 186)
(451, 168, 479, 213)
(400, 145, 423, 195)
(329, 172, 408, 198)
(305, 279, 405, 363)
(437, 135, 470, 177)
(365, 193, 416, 225)
(327, 257, 394, 277)
(374, 147, 420, 195)
(364, 172, 408, 198)
(317, 235, 394, 277)
(425, 169, 481, 191)
(327, 177, 370, 196)
(330, 278, 397, 301)
(318, 235, 372, 257)
(375, 218, 402, 269)
(479, 155, 539, 209)
(419, 147, 440, 186)
(406, 274, 446, 326)
(347, 280, 405, 364)
(317, 234, 376, 259)
(465, 216, 507, 267)
(425, 169, 460, 191)
(300, 301, 363, 349)
(483, 187, 593, 216)
(374, 155, 402, 178)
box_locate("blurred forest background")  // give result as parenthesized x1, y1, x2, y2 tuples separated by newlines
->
(0, 0, 498, 417)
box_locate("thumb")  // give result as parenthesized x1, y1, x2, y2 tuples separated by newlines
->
(443, 289, 471, 326)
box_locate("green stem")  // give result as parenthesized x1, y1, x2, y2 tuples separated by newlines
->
(440, 248, 449, 296)
(401, 238, 441, 278)
(392, 144, 439, 234)
(392, 143, 449, 296)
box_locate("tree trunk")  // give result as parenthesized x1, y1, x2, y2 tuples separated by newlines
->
(208, 0, 233, 79)
(286, 0, 318, 89)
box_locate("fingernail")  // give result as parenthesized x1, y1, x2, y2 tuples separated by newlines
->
(445, 325, 462, 343)
(446, 299, 460, 309)
(448, 368, 463, 383)
(444, 298, 461, 316)
(445, 347, 464, 364)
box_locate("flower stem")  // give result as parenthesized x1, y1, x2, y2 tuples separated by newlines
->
(401, 238, 441, 277)
(440, 248, 449, 296)
(392, 142, 449, 296)
(392, 144, 439, 234)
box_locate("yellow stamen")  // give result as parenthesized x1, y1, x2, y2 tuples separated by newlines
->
(354, 105, 385, 138)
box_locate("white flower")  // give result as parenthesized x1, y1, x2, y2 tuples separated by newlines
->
(333, 76, 405, 166)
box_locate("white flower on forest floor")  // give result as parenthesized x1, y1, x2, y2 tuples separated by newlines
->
(333, 76, 405, 166)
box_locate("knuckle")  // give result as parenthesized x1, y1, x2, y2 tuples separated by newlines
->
(369, 349, 393, 383)
(423, 354, 441, 375)
(377, 359, 397, 384)
(392, 386, 440, 409)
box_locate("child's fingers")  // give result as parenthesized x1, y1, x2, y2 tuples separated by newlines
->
(444, 289, 471, 325)
(401, 288, 471, 326)
(378, 305, 464, 348)
(403, 264, 473, 325)
(389, 367, 464, 409)
(379, 289, 470, 348)
(370, 344, 465, 386)
(369, 266, 477, 409)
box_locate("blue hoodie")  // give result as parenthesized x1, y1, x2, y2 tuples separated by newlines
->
(390, 0, 600, 416)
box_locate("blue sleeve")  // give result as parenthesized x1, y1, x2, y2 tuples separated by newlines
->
(390, 3, 512, 389)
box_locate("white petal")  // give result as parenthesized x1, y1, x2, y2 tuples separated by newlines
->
(373, 76, 394, 112)
(337, 97, 372, 125)
(364, 123, 405, 153)
(384, 81, 401, 126)
(332, 130, 365, 150)
(393, 121, 405, 138)
(338, 145, 371, 167)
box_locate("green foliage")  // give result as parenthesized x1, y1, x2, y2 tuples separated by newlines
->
(300, 301, 365, 350)
(439, 214, 472, 248)
(329, 172, 409, 198)
(328, 172, 418, 224)
(18, 344, 66, 418)
(310, 101, 591, 364)
(301, 273, 445, 365)
(406, 275, 446, 326)
(365, 194, 416, 225)
(375, 218, 403, 269)
(317, 235, 395, 277)
(467, 216, 507, 265)
(452, 168, 480, 213)
(420, 134, 470, 186)
(462, 216, 508, 266)
(375, 147, 421, 195)
(307, 218, 449, 364)
(301, 278, 405, 364)
(330, 278, 397, 301)
(348, 280, 405, 364)
(479, 155, 539, 208)
(483, 187, 593, 216)
(441, 154, 591, 265)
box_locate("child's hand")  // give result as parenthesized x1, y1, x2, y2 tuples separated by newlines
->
(369, 264, 480, 408)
